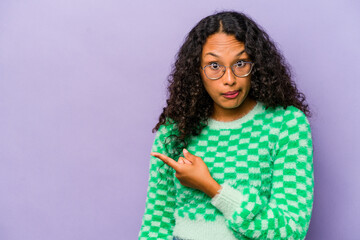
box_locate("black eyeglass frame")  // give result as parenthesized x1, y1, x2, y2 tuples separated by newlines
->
(201, 61, 254, 80)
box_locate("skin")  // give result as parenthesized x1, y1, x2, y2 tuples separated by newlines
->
(200, 32, 257, 122)
(151, 149, 220, 198)
(151, 32, 257, 198)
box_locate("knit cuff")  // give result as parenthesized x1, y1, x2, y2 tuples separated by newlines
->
(210, 182, 246, 219)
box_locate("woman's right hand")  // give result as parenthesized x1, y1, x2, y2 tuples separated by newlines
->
(178, 157, 192, 164)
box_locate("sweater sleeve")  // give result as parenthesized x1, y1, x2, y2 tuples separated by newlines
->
(138, 123, 177, 240)
(210, 108, 314, 240)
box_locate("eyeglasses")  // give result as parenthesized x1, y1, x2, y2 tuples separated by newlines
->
(201, 60, 254, 80)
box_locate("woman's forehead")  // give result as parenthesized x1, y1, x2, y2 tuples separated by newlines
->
(202, 33, 246, 58)
(205, 33, 243, 44)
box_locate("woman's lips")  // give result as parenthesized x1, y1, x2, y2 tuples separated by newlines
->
(222, 90, 239, 99)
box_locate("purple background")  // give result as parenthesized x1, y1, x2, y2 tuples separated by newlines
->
(0, 0, 359, 239)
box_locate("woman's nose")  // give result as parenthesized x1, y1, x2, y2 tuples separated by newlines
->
(222, 66, 236, 85)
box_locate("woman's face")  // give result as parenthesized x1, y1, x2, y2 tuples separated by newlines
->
(200, 32, 254, 120)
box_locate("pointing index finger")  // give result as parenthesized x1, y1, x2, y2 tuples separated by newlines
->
(151, 152, 179, 171)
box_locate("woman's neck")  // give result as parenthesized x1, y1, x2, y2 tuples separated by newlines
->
(211, 97, 257, 122)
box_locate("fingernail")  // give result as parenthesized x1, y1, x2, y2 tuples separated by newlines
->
(183, 148, 188, 153)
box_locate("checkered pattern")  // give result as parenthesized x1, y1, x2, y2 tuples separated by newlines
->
(138, 124, 177, 240)
(138, 103, 314, 240)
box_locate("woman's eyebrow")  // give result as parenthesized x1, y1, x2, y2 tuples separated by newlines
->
(204, 50, 246, 58)
(236, 50, 246, 56)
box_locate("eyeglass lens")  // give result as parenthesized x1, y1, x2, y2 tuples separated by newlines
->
(204, 62, 252, 79)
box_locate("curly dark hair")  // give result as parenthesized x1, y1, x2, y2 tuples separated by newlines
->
(152, 11, 311, 175)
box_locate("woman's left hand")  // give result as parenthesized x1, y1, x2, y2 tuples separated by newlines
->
(151, 149, 221, 197)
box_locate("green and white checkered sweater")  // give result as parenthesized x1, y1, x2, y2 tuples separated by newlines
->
(139, 101, 314, 240)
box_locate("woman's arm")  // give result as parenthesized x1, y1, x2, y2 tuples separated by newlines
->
(210, 107, 314, 240)
(138, 124, 176, 240)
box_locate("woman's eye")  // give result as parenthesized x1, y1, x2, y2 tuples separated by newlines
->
(210, 63, 220, 69)
(235, 60, 245, 67)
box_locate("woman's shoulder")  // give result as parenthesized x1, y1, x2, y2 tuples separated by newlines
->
(263, 103, 308, 119)
(156, 117, 178, 136)
(271, 104, 311, 130)
(260, 103, 310, 128)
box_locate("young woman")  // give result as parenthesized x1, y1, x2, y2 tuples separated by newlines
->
(138, 11, 314, 240)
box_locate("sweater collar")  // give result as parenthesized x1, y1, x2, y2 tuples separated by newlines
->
(206, 101, 265, 130)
